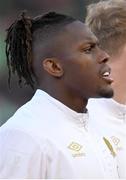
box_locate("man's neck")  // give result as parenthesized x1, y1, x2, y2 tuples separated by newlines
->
(39, 85, 88, 113)
(113, 83, 126, 104)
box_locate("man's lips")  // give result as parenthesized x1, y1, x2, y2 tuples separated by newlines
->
(100, 68, 114, 84)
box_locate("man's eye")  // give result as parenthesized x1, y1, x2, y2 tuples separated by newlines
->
(84, 47, 92, 53)
(83, 44, 95, 54)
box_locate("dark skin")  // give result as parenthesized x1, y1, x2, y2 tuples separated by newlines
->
(33, 21, 113, 113)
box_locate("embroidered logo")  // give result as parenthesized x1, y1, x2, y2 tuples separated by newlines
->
(68, 142, 85, 157)
(103, 137, 116, 157)
(110, 136, 122, 151)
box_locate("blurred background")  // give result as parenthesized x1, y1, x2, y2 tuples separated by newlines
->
(0, 0, 99, 126)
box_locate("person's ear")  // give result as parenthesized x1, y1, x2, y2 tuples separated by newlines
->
(42, 58, 64, 77)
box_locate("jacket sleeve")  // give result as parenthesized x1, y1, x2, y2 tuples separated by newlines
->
(0, 128, 48, 178)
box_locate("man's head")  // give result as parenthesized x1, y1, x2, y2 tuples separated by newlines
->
(85, 0, 126, 56)
(85, 0, 126, 103)
(6, 11, 113, 103)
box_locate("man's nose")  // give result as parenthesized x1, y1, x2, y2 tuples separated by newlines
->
(98, 49, 110, 63)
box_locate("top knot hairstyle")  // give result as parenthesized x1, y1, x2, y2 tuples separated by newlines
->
(5, 11, 76, 89)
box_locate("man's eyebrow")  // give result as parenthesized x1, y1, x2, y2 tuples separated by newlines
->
(79, 40, 99, 47)
(80, 36, 99, 44)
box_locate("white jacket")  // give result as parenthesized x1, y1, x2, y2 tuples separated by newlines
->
(87, 98, 126, 178)
(0, 90, 118, 178)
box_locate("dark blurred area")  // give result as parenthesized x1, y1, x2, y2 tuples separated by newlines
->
(0, 0, 99, 126)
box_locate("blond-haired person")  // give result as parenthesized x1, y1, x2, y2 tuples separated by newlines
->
(86, 0, 126, 178)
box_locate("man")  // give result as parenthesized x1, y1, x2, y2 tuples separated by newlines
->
(0, 12, 118, 178)
(85, 0, 126, 178)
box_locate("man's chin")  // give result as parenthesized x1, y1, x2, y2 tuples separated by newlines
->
(98, 88, 114, 99)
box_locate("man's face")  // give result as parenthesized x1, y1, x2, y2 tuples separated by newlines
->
(107, 44, 126, 103)
(57, 21, 114, 99)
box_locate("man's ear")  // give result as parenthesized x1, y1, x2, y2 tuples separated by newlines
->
(42, 58, 64, 77)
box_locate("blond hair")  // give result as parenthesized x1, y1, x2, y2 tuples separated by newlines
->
(85, 0, 126, 55)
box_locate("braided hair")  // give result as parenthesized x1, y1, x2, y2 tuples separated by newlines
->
(5, 11, 76, 89)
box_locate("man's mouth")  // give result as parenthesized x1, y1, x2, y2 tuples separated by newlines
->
(101, 69, 114, 84)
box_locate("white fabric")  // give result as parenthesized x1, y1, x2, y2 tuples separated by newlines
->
(87, 98, 126, 178)
(0, 90, 118, 178)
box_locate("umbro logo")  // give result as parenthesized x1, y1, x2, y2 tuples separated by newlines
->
(68, 142, 85, 157)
